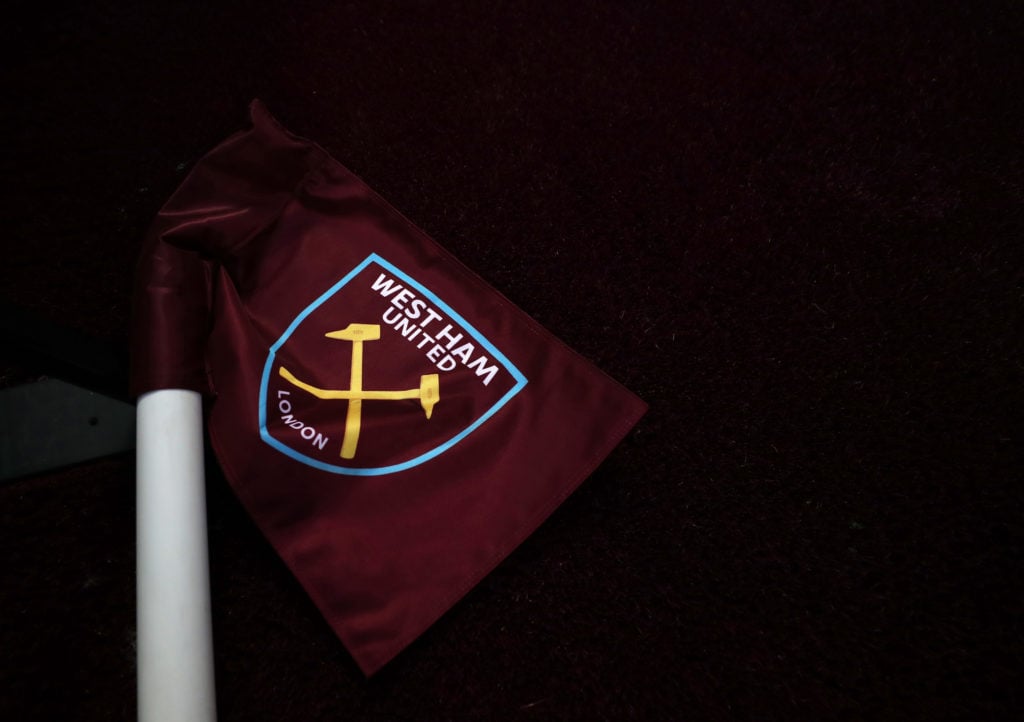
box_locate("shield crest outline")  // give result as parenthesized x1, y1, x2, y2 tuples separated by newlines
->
(257, 253, 528, 476)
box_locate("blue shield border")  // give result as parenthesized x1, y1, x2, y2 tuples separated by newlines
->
(258, 253, 528, 476)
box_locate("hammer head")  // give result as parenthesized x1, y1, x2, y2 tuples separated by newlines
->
(325, 323, 381, 342)
(419, 374, 439, 419)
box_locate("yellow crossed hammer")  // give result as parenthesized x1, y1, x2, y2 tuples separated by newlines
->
(278, 323, 439, 459)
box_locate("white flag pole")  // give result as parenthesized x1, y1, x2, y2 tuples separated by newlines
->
(136, 389, 217, 722)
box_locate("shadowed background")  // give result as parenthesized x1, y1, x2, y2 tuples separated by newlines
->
(1, 1, 1021, 719)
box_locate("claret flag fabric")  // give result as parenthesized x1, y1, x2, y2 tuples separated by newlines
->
(131, 101, 646, 674)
